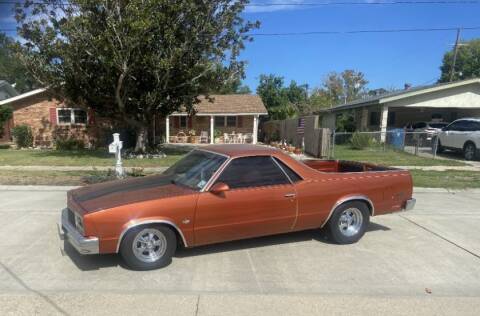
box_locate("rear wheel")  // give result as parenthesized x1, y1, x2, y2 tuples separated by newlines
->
(464, 142, 477, 161)
(326, 201, 370, 244)
(120, 225, 176, 270)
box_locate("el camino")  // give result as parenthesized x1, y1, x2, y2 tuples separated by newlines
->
(58, 144, 415, 270)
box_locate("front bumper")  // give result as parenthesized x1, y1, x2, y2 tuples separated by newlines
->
(403, 198, 416, 211)
(58, 208, 99, 255)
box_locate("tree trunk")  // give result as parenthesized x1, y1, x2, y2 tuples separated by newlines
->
(134, 126, 148, 153)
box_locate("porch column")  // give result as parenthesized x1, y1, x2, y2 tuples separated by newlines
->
(210, 115, 214, 144)
(380, 105, 389, 142)
(253, 115, 258, 144)
(165, 116, 170, 143)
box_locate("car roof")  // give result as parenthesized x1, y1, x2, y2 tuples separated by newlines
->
(455, 117, 480, 122)
(199, 144, 281, 157)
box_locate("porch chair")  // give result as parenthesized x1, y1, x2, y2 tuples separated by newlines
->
(177, 131, 187, 143)
(223, 133, 231, 144)
(200, 131, 209, 143)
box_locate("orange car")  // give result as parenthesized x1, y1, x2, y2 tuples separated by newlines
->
(58, 144, 415, 270)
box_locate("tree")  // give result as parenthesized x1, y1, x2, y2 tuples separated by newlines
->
(439, 39, 480, 83)
(15, 0, 259, 151)
(215, 78, 251, 94)
(322, 70, 368, 105)
(256, 74, 307, 120)
(0, 32, 38, 93)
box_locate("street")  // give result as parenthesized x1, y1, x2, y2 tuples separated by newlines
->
(0, 186, 480, 315)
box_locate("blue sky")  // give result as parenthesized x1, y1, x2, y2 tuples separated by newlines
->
(2, 1, 480, 92)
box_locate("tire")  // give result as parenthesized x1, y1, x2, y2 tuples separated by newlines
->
(326, 201, 370, 244)
(120, 225, 177, 270)
(464, 142, 477, 161)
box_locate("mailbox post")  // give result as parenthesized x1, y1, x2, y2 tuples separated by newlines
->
(109, 133, 125, 178)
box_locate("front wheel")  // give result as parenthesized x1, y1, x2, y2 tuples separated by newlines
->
(326, 201, 370, 244)
(120, 225, 177, 270)
(464, 142, 477, 161)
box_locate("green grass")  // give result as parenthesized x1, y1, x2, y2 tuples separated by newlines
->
(411, 170, 480, 189)
(0, 147, 186, 167)
(334, 145, 465, 167)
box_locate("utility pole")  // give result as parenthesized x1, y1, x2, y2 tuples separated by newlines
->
(449, 28, 462, 82)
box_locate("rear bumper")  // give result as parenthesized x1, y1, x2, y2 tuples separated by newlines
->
(58, 208, 99, 255)
(403, 198, 416, 211)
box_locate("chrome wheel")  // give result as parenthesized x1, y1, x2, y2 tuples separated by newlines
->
(132, 228, 167, 263)
(338, 207, 363, 237)
(465, 144, 476, 160)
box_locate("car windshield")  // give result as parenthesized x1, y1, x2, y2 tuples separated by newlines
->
(162, 150, 227, 191)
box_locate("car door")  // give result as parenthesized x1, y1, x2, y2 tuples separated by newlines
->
(193, 156, 297, 246)
(441, 121, 462, 148)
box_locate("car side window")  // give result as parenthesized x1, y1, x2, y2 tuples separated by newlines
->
(273, 157, 302, 182)
(447, 121, 467, 131)
(472, 121, 480, 131)
(216, 156, 290, 189)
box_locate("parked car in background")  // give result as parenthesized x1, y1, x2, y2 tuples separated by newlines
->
(58, 145, 415, 270)
(437, 118, 480, 160)
(412, 121, 449, 140)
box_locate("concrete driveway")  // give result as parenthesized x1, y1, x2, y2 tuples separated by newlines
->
(0, 186, 479, 315)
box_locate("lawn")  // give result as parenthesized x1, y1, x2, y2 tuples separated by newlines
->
(411, 170, 480, 189)
(333, 145, 465, 167)
(0, 146, 186, 167)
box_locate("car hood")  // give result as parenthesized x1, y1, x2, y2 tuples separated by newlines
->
(68, 174, 196, 213)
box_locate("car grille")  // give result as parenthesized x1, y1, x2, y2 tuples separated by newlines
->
(67, 208, 76, 227)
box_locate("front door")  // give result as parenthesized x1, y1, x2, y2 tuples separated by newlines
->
(194, 156, 297, 246)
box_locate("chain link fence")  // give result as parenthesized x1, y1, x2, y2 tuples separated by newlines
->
(329, 130, 441, 160)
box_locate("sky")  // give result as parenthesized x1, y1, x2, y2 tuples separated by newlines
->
(2, 1, 480, 93)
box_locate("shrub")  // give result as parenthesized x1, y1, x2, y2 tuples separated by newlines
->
(56, 138, 85, 150)
(12, 125, 33, 148)
(350, 132, 373, 150)
(0, 105, 13, 138)
(0, 144, 10, 149)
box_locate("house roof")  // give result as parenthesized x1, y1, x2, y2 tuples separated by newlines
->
(325, 78, 480, 112)
(173, 94, 268, 115)
(0, 88, 46, 106)
(0, 80, 20, 100)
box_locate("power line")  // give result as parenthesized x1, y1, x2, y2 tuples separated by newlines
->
(248, 26, 480, 36)
(247, 1, 480, 6)
(0, 0, 479, 5)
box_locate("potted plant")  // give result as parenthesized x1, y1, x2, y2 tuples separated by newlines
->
(188, 129, 196, 143)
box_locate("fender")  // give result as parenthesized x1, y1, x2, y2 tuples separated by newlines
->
(320, 195, 375, 228)
(115, 218, 188, 252)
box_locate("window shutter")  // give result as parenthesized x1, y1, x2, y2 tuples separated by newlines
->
(237, 116, 243, 128)
(49, 108, 57, 126)
(87, 108, 95, 125)
(173, 116, 180, 128)
(187, 116, 193, 129)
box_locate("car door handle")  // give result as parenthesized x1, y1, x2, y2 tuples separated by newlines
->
(284, 193, 296, 198)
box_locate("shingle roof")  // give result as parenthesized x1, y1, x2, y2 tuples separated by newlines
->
(174, 94, 268, 115)
(326, 78, 480, 112)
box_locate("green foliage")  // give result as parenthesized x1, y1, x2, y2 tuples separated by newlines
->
(55, 138, 85, 151)
(349, 132, 374, 150)
(0, 33, 38, 93)
(256, 74, 308, 120)
(12, 125, 33, 148)
(0, 144, 10, 149)
(439, 39, 480, 82)
(15, 0, 259, 151)
(336, 112, 356, 132)
(215, 78, 252, 94)
(82, 167, 146, 184)
(0, 105, 13, 138)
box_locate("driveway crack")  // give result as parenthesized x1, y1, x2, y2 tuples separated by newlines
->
(399, 214, 480, 260)
(0, 260, 69, 315)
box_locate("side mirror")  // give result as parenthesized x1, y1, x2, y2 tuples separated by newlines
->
(210, 182, 230, 194)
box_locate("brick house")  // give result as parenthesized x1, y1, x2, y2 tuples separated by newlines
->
(1, 89, 268, 147)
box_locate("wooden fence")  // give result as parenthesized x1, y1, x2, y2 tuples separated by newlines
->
(262, 115, 331, 158)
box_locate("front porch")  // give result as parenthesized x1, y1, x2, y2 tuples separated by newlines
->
(165, 114, 259, 145)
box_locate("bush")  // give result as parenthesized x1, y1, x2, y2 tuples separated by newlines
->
(350, 132, 374, 150)
(12, 125, 33, 148)
(0, 105, 13, 138)
(56, 138, 85, 150)
(0, 144, 10, 149)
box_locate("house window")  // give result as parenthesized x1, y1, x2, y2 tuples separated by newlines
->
(214, 116, 225, 127)
(57, 108, 88, 125)
(179, 116, 187, 128)
(369, 112, 380, 126)
(226, 116, 237, 127)
(387, 112, 396, 125)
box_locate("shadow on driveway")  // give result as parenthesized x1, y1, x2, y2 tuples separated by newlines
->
(63, 222, 390, 271)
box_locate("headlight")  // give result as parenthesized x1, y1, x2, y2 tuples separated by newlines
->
(74, 213, 85, 235)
